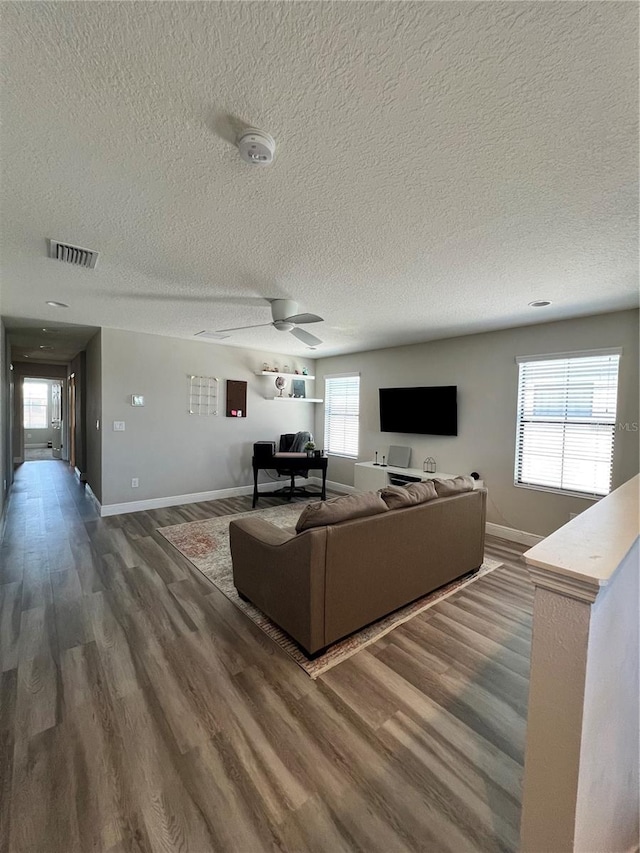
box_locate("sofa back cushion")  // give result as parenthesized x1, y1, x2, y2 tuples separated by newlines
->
(378, 484, 414, 509)
(433, 475, 475, 497)
(379, 481, 438, 509)
(296, 491, 388, 532)
(405, 480, 438, 503)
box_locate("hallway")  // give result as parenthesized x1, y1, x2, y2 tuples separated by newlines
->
(1, 460, 532, 853)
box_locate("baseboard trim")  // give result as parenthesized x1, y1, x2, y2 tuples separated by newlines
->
(486, 522, 543, 547)
(85, 483, 102, 516)
(308, 477, 356, 495)
(98, 479, 315, 518)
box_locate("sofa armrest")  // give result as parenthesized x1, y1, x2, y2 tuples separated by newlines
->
(229, 517, 297, 548)
(229, 518, 328, 654)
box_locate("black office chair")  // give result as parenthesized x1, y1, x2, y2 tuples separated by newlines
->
(274, 431, 313, 497)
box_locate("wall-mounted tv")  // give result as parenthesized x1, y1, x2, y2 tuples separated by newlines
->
(379, 386, 458, 436)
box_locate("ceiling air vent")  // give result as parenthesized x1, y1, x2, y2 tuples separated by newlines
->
(48, 239, 99, 269)
(194, 330, 230, 340)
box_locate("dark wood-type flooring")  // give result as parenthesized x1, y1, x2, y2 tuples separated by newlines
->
(0, 461, 533, 853)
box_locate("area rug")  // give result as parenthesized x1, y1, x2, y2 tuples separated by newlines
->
(158, 505, 502, 678)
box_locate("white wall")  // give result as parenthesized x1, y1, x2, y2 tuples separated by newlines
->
(574, 536, 639, 852)
(314, 310, 639, 536)
(100, 328, 316, 508)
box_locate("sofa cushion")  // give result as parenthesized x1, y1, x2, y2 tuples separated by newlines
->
(379, 484, 414, 509)
(296, 491, 388, 532)
(433, 475, 475, 497)
(379, 480, 438, 508)
(405, 480, 438, 503)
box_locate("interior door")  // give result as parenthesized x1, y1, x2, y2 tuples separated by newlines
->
(51, 380, 63, 459)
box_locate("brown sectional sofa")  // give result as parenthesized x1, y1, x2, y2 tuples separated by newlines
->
(229, 485, 487, 656)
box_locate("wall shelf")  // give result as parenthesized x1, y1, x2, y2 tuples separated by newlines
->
(267, 396, 323, 403)
(256, 371, 315, 380)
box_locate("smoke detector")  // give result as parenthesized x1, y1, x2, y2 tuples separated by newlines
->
(236, 128, 276, 166)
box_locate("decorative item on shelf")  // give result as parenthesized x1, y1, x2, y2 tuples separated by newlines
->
(292, 379, 306, 398)
(304, 440, 316, 457)
(274, 376, 286, 397)
(313, 449, 323, 458)
(423, 457, 436, 473)
(262, 362, 270, 371)
(373, 451, 380, 466)
(294, 369, 300, 374)
(283, 364, 290, 374)
(470, 471, 480, 480)
(302, 366, 309, 375)
(381, 455, 387, 467)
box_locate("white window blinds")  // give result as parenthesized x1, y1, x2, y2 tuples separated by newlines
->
(324, 374, 360, 458)
(23, 381, 49, 429)
(515, 351, 621, 498)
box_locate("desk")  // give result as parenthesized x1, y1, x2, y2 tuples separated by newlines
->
(252, 453, 328, 508)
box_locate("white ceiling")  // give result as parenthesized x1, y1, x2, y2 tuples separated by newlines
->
(0, 2, 637, 358)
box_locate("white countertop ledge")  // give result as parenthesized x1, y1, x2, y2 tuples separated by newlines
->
(524, 475, 639, 596)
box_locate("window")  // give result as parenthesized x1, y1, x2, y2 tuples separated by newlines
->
(324, 374, 360, 458)
(24, 381, 49, 429)
(515, 350, 621, 498)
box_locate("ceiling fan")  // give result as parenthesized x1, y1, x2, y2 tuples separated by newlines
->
(208, 299, 324, 347)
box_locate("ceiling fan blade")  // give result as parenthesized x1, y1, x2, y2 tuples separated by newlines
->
(213, 322, 273, 333)
(290, 327, 323, 347)
(284, 312, 324, 325)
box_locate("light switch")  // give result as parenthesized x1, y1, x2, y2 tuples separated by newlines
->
(113, 421, 125, 431)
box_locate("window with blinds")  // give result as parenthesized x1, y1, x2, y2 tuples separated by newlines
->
(514, 350, 621, 498)
(324, 374, 360, 458)
(23, 381, 49, 429)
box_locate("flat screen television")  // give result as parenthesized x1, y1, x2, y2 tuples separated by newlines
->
(379, 386, 458, 436)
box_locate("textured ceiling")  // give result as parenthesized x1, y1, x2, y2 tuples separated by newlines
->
(0, 1, 637, 358)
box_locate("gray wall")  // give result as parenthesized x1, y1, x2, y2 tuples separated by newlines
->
(100, 328, 316, 507)
(0, 318, 10, 520)
(84, 331, 102, 502)
(69, 351, 87, 472)
(314, 310, 639, 536)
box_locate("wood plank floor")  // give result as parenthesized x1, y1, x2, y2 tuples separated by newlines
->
(0, 460, 533, 853)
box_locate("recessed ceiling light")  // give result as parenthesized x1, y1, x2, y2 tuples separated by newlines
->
(46, 301, 69, 308)
(529, 300, 552, 308)
(39, 345, 54, 350)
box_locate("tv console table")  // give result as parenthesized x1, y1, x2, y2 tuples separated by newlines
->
(354, 461, 484, 493)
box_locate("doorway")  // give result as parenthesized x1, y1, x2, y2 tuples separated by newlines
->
(21, 376, 67, 463)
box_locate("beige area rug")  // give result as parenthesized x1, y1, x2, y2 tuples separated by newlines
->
(158, 504, 502, 678)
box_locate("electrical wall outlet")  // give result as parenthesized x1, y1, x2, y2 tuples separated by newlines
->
(569, 511, 579, 520)
(131, 478, 139, 488)
(113, 421, 125, 431)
